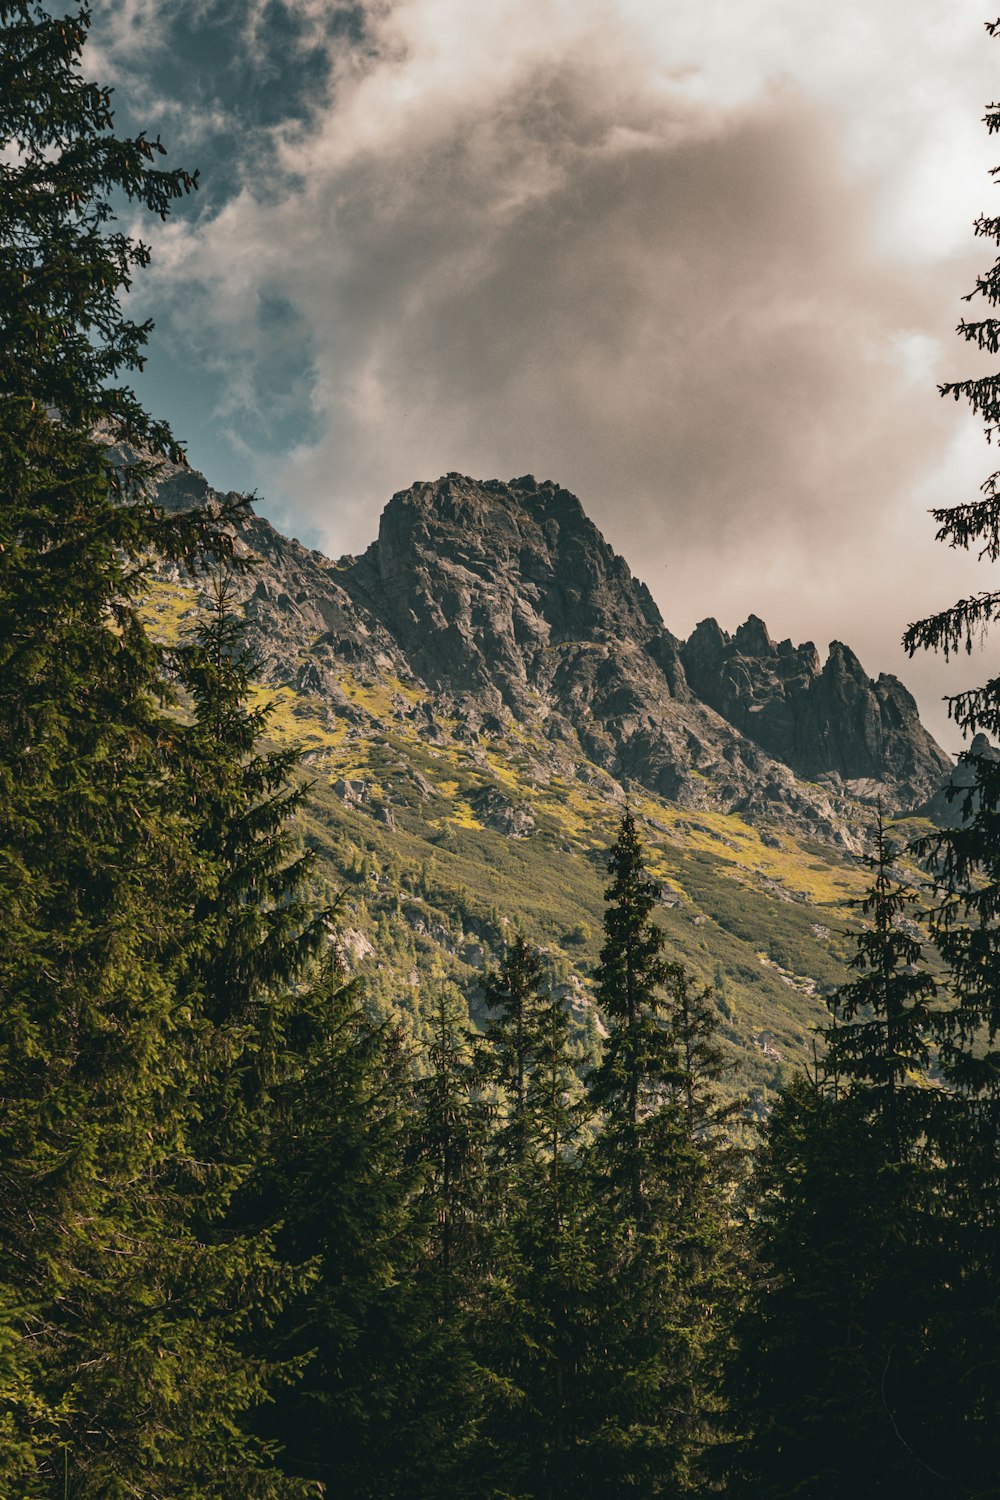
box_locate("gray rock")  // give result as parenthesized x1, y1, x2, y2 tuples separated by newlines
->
(920, 732, 998, 826)
(680, 615, 951, 810)
(147, 460, 950, 843)
(333, 778, 369, 803)
(470, 784, 535, 838)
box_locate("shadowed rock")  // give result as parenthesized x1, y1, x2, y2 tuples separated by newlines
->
(149, 463, 953, 842)
(681, 615, 952, 808)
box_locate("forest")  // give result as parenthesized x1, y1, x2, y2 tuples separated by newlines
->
(2, 3, 1000, 1495)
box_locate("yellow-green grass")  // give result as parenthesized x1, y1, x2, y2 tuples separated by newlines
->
(139, 579, 870, 1094)
(139, 578, 201, 644)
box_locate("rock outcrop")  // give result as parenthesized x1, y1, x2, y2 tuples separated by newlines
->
(681, 614, 952, 809)
(342, 473, 681, 708)
(148, 464, 953, 844)
(919, 732, 1000, 826)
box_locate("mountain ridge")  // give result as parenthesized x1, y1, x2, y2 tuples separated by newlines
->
(680, 611, 950, 808)
(147, 464, 950, 846)
(137, 459, 957, 1095)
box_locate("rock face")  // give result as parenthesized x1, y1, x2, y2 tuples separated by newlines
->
(344, 473, 680, 707)
(331, 474, 854, 828)
(681, 614, 952, 808)
(918, 733, 1000, 827)
(149, 465, 953, 844)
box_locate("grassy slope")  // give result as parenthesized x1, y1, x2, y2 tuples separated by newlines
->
(256, 670, 892, 1101)
(144, 578, 930, 1103)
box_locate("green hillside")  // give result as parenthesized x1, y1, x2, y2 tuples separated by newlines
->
(139, 567, 933, 1103)
(235, 654, 895, 1097)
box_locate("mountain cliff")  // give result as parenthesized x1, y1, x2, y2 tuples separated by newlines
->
(152, 467, 948, 838)
(681, 613, 950, 810)
(141, 462, 952, 1096)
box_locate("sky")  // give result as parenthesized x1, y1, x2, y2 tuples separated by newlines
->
(86, 0, 1000, 753)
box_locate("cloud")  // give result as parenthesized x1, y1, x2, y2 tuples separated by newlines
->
(109, 0, 1000, 745)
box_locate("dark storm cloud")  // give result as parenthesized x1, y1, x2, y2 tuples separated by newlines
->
(303, 91, 947, 557)
(220, 79, 971, 624)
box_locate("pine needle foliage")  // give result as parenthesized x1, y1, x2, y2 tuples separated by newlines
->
(587, 808, 682, 1222)
(824, 811, 940, 1158)
(730, 1072, 951, 1500)
(175, 568, 329, 1163)
(475, 939, 597, 1500)
(898, 28, 1000, 1481)
(581, 810, 740, 1495)
(252, 971, 439, 1499)
(0, 0, 196, 450)
(0, 5, 327, 1490)
(731, 812, 957, 1496)
(415, 979, 492, 1314)
(480, 933, 549, 1168)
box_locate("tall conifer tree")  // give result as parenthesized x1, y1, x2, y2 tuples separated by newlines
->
(417, 981, 490, 1308)
(253, 971, 435, 1499)
(476, 939, 595, 1499)
(582, 810, 737, 1495)
(732, 832, 946, 1497)
(729, 1071, 945, 1499)
(733, 27, 1000, 1490)
(481, 934, 548, 1169)
(395, 980, 494, 1496)
(0, 6, 322, 1490)
(898, 26, 1000, 1478)
(175, 568, 328, 1148)
(587, 809, 680, 1222)
(824, 811, 939, 1158)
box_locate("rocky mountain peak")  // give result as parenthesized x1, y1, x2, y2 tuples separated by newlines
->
(342, 474, 668, 707)
(733, 614, 776, 657)
(918, 731, 1000, 826)
(148, 462, 954, 842)
(680, 614, 951, 805)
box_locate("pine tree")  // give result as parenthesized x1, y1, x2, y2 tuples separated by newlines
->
(824, 811, 939, 1159)
(394, 979, 494, 1496)
(0, 0, 197, 446)
(115, 570, 332, 1493)
(899, 27, 1000, 1483)
(1, 1, 201, 1483)
(0, 6, 322, 1489)
(732, 826, 954, 1498)
(587, 808, 681, 1223)
(8, 570, 328, 1496)
(580, 810, 739, 1494)
(175, 567, 328, 1148)
(734, 28, 1000, 1489)
(416, 980, 490, 1310)
(729, 1072, 947, 1499)
(476, 943, 596, 1499)
(253, 968, 436, 1499)
(481, 933, 548, 1168)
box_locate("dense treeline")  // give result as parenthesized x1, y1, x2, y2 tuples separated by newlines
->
(5, 2, 1000, 1495)
(246, 815, 741, 1499)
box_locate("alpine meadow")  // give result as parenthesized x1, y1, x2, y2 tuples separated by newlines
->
(5, 2, 1000, 1496)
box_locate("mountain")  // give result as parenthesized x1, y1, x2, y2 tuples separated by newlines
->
(681, 613, 950, 809)
(918, 731, 1000, 826)
(142, 463, 952, 1099)
(153, 465, 948, 832)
